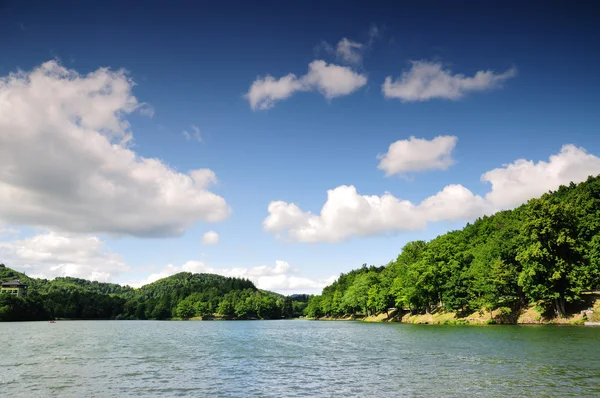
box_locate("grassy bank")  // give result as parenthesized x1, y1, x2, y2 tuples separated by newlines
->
(400, 306, 586, 325)
(313, 298, 600, 326)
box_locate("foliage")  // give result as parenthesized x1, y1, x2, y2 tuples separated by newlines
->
(0, 269, 307, 321)
(307, 175, 600, 321)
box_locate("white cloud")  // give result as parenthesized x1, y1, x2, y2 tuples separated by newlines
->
(264, 144, 600, 242)
(418, 184, 490, 223)
(0, 61, 229, 237)
(138, 105, 155, 117)
(0, 231, 128, 282)
(128, 260, 334, 294)
(245, 60, 367, 110)
(182, 125, 202, 142)
(482, 144, 600, 210)
(383, 61, 517, 102)
(245, 74, 305, 111)
(201, 231, 219, 245)
(188, 169, 218, 188)
(336, 38, 363, 65)
(377, 135, 458, 176)
(264, 185, 453, 243)
(319, 25, 382, 66)
(303, 60, 368, 98)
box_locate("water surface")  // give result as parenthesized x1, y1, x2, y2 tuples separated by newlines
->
(1, 320, 600, 397)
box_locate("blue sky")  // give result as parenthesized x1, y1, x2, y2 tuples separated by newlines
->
(1, 1, 599, 293)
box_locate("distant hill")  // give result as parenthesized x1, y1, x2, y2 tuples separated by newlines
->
(45, 276, 135, 295)
(289, 294, 310, 302)
(0, 266, 307, 321)
(0, 264, 34, 284)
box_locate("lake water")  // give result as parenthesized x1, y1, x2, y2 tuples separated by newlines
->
(1, 320, 600, 397)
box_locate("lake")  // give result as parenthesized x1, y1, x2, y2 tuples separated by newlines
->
(1, 320, 600, 397)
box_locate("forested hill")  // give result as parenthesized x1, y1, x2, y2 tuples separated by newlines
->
(119, 272, 302, 320)
(0, 266, 307, 321)
(306, 175, 600, 322)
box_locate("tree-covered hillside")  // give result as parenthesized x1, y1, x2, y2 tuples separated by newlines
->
(0, 266, 305, 321)
(306, 175, 600, 322)
(118, 272, 294, 320)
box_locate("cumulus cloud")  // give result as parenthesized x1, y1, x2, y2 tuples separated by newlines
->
(201, 231, 219, 245)
(0, 231, 128, 282)
(245, 74, 305, 111)
(0, 61, 229, 237)
(383, 61, 517, 102)
(263, 185, 477, 243)
(303, 60, 368, 98)
(245, 60, 367, 110)
(264, 144, 600, 242)
(418, 184, 491, 223)
(182, 125, 202, 142)
(482, 144, 600, 209)
(377, 135, 458, 176)
(128, 260, 335, 294)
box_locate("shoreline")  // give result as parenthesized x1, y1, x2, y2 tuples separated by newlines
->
(310, 302, 600, 326)
(310, 316, 589, 326)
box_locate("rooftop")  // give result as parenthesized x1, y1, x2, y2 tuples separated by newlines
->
(1, 279, 27, 287)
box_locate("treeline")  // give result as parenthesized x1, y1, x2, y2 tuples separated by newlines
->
(307, 175, 600, 321)
(0, 267, 307, 321)
(118, 272, 301, 320)
(0, 268, 130, 321)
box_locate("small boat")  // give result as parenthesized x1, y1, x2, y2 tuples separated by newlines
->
(49, 320, 56, 323)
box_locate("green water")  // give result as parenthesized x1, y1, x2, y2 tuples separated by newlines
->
(1, 320, 600, 397)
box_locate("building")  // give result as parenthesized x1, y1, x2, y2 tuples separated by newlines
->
(1, 279, 28, 297)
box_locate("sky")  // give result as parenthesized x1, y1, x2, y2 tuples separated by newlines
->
(1, 0, 599, 294)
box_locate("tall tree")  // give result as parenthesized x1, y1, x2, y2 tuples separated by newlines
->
(517, 198, 586, 316)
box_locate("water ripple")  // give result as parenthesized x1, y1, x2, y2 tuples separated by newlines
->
(2, 321, 600, 397)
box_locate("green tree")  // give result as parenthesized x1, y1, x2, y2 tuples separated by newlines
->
(175, 298, 196, 319)
(517, 198, 587, 316)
